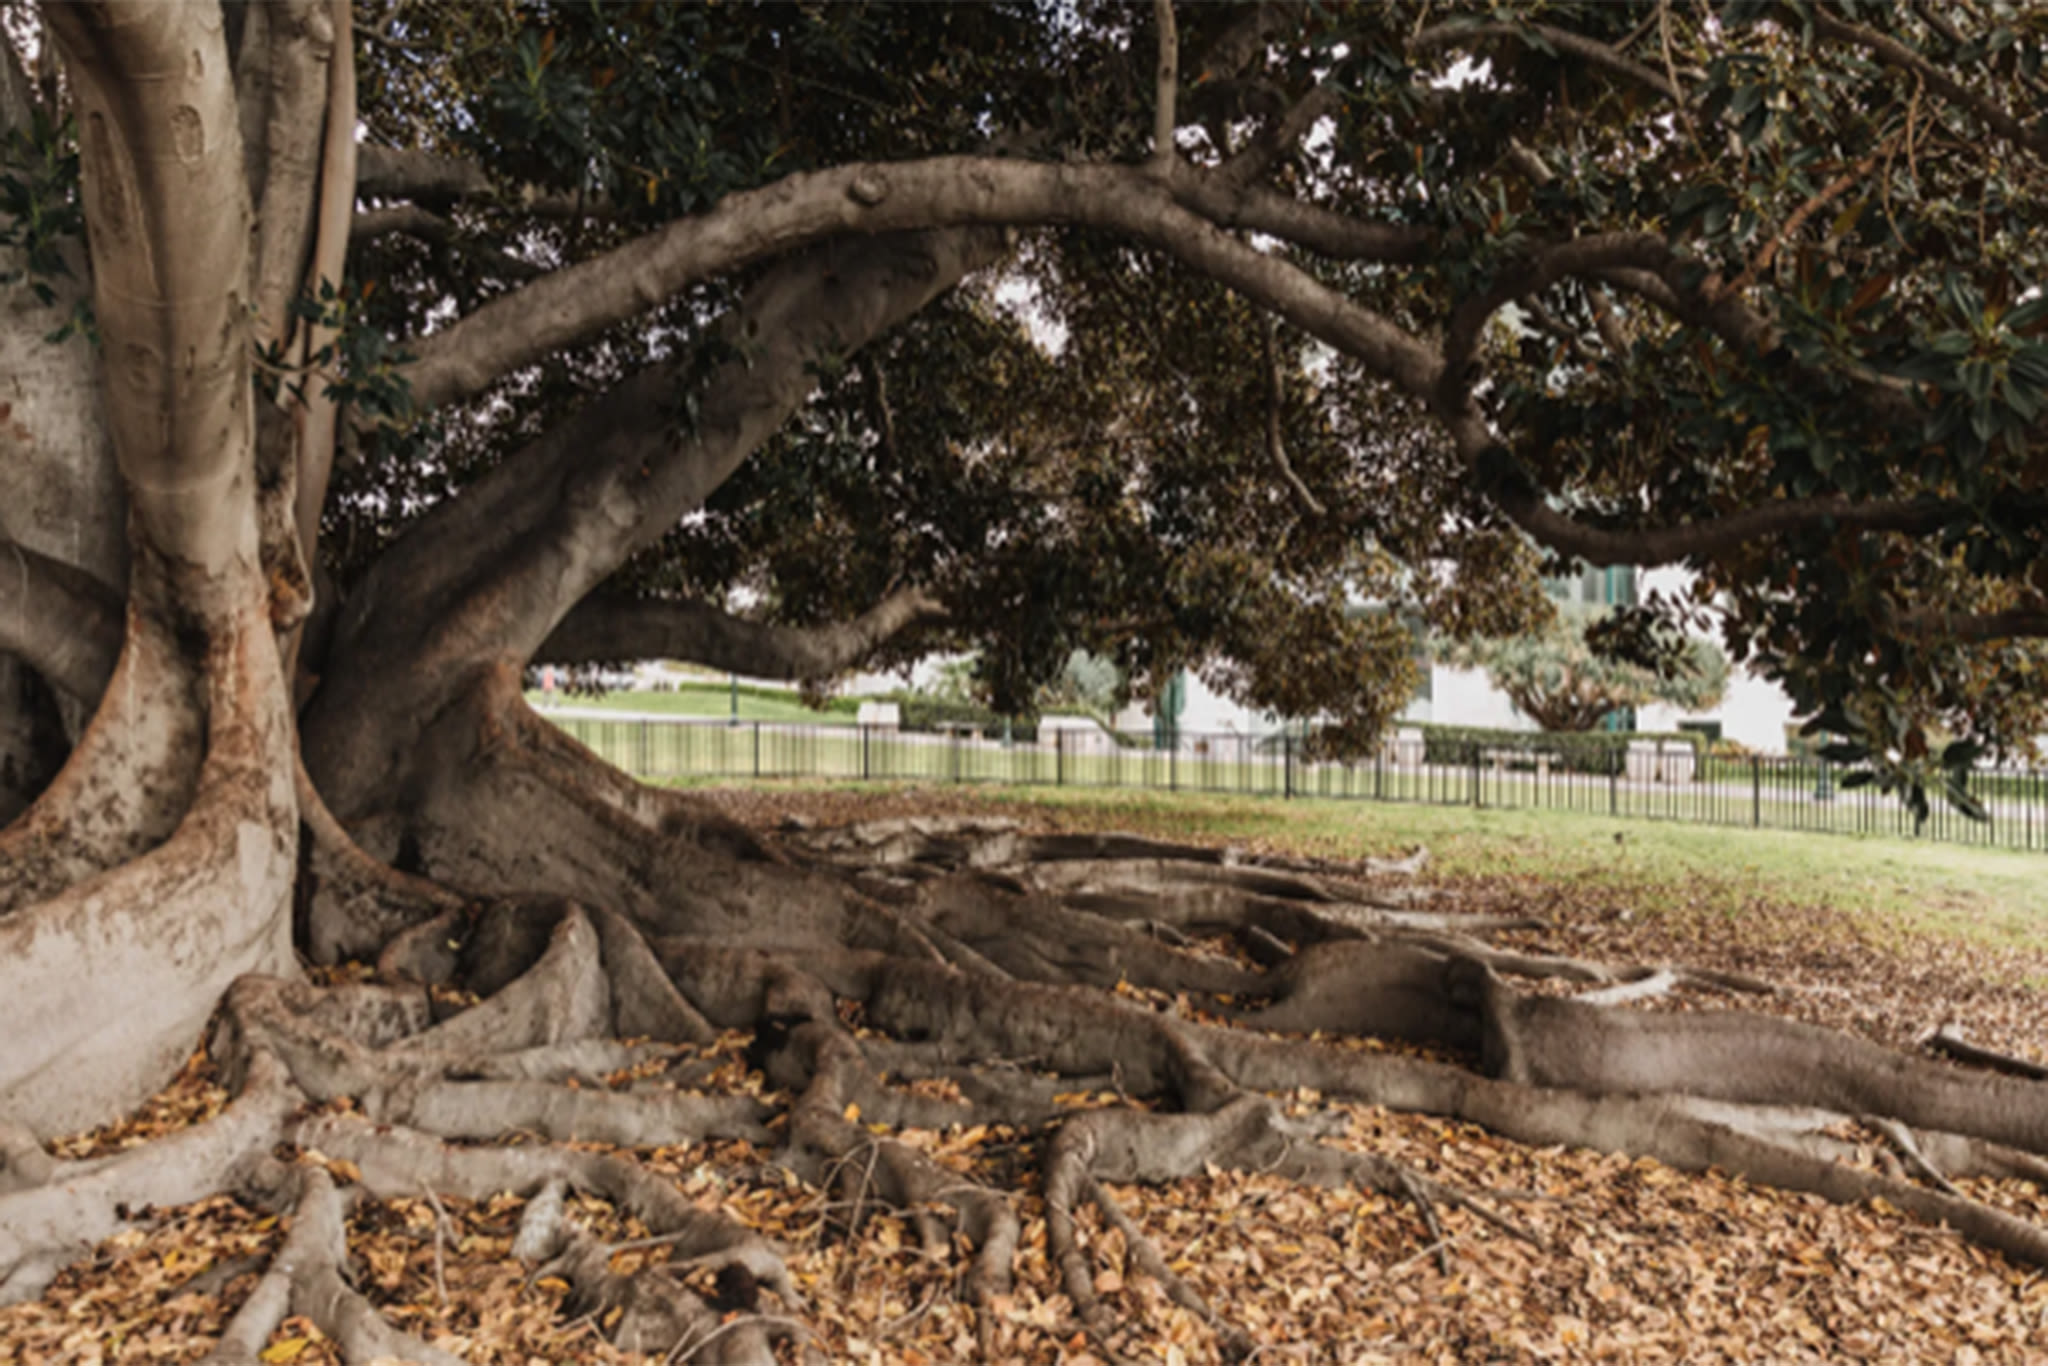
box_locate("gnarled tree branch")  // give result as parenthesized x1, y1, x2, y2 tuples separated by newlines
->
(536, 587, 947, 680)
(1169, 172, 1432, 262)
(1484, 460, 1952, 566)
(308, 228, 1006, 817)
(393, 156, 1447, 420)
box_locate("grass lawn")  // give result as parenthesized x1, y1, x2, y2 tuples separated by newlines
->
(687, 779, 2048, 960)
(527, 684, 857, 725)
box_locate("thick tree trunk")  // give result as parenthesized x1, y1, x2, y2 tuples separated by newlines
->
(0, 2, 299, 1135)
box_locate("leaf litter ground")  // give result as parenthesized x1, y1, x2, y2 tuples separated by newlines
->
(5, 785, 2046, 1364)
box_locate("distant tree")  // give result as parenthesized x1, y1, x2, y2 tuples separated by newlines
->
(1037, 649, 1124, 722)
(1441, 608, 1730, 732)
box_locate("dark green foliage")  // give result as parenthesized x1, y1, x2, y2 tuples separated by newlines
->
(0, 109, 90, 341)
(252, 2, 2048, 790)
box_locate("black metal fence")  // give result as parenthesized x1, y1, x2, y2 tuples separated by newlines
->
(541, 709, 2048, 853)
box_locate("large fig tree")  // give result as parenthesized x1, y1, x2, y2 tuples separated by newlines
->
(5, 2, 2048, 1357)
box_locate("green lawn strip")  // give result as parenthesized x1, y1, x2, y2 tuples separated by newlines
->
(997, 787, 2048, 955)
(663, 778, 2048, 962)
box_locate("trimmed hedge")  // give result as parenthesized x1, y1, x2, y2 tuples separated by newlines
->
(885, 694, 1039, 743)
(1414, 723, 1707, 776)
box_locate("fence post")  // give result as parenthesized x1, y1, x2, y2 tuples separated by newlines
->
(1472, 746, 1482, 808)
(1609, 756, 1618, 816)
(638, 718, 650, 777)
(752, 721, 761, 778)
(1056, 730, 1066, 787)
(951, 728, 961, 783)
(1752, 755, 1761, 827)
(1283, 733, 1294, 799)
(861, 725, 871, 781)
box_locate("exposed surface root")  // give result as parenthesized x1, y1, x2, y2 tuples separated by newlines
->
(777, 1021, 1021, 1310)
(12, 785, 2048, 1362)
(1922, 1023, 2048, 1081)
(198, 1164, 469, 1366)
(0, 1051, 297, 1306)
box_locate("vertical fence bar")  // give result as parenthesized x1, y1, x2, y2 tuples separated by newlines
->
(1283, 734, 1294, 800)
(752, 721, 761, 778)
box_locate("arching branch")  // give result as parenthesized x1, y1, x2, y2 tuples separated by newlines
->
(1169, 173, 1432, 262)
(307, 229, 1007, 817)
(537, 588, 948, 680)
(1436, 233, 1670, 409)
(393, 156, 1447, 419)
(1482, 458, 1952, 567)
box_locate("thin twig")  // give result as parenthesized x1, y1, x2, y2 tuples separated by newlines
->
(1386, 1233, 1466, 1278)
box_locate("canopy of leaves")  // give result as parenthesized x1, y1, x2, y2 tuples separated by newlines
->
(313, 0, 2048, 774)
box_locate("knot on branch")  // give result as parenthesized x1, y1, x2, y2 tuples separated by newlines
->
(848, 169, 890, 207)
